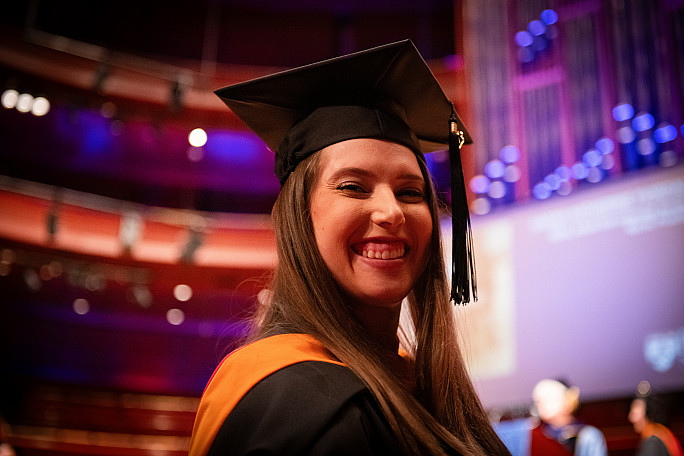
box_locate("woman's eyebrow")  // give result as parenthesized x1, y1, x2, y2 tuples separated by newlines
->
(328, 167, 424, 183)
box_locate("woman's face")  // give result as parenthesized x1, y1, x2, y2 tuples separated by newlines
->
(309, 138, 433, 309)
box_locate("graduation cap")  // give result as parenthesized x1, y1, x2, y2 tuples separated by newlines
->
(215, 39, 476, 305)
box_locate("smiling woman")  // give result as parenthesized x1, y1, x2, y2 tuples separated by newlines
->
(188, 40, 511, 456)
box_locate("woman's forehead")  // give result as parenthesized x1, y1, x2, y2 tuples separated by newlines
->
(318, 138, 424, 176)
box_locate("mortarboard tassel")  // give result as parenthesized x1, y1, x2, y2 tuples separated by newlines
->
(449, 110, 477, 305)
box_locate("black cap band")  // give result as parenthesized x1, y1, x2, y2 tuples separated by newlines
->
(276, 105, 421, 185)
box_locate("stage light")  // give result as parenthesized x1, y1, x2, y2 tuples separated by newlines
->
(472, 197, 491, 215)
(595, 137, 614, 154)
(1, 89, 19, 109)
(504, 165, 521, 183)
(500, 145, 520, 163)
(583, 149, 603, 167)
(587, 166, 603, 183)
(528, 20, 546, 36)
(166, 308, 185, 326)
(654, 124, 677, 143)
(617, 126, 636, 144)
(533, 182, 552, 200)
(31, 96, 50, 116)
(637, 138, 656, 156)
(488, 181, 507, 199)
(572, 162, 589, 179)
(73, 298, 90, 315)
(188, 128, 207, 147)
(544, 173, 561, 190)
(173, 284, 193, 302)
(540, 9, 558, 25)
(485, 159, 505, 179)
(469, 175, 491, 194)
(612, 103, 634, 121)
(16, 93, 33, 113)
(633, 112, 655, 132)
(515, 31, 534, 47)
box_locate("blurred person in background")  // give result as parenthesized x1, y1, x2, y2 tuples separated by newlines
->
(529, 379, 607, 456)
(628, 381, 683, 456)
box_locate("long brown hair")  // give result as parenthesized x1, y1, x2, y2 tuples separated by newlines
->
(252, 150, 510, 455)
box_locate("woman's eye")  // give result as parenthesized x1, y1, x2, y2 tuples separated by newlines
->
(337, 182, 367, 193)
(397, 188, 425, 202)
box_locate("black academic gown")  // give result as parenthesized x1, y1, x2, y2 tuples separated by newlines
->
(189, 333, 403, 456)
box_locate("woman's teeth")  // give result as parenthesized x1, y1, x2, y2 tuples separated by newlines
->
(362, 248, 405, 259)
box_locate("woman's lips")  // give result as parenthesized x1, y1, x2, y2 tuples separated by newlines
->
(352, 241, 406, 259)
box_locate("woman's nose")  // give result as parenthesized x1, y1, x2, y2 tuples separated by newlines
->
(370, 189, 405, 227)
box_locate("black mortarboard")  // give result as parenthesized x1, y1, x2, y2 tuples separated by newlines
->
(215, 39, 476, 304)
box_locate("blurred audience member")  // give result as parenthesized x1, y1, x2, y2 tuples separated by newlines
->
(530, 379, 607, 456)
(628, 381, 683, 456)
(0, 442, 17, 456)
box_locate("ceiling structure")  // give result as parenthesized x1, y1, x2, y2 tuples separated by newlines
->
(0, 0, 465, 213)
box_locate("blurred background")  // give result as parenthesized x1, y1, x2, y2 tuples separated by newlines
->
(0, 0, 682, 455)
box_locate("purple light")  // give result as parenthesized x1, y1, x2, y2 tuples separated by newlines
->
(533, 182, 552, 200)
(544, 173, 561, 190)
(528, 20, 546, 36)
(617, 126, 636, 144)
(500, 145, 521, 163)
(518, 47, 535, 63)
(583, 149, 603, 167)
(540, 9, 558, 25)
(484, 159, 506, 179)
(555, 165, 571, 181)
(654, 124, 677, 143)
(637, 138, 656, 156)
(612, 103, 634, 122)
(595, 137, 615, 154)
(572, 162, 589, 179)
(515, 31, 534, 47)
(469, 175, 491, 194)
(633, 112, 655, 132)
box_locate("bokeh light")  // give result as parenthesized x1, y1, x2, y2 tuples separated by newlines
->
(1, 89, 19, 109)
(654, 124, 677, 143)
(166, 308, 185, 326)
(612, 103, 634, 122)
(500, 145, 521, 163)
(173, 284, 193, 302)
(632, 112, 655, 132)
(540, 9, 558, 25)
(188, 128, 207, 147)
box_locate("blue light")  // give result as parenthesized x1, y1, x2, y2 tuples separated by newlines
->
(469, 175, 491, 194)
(532, 36, 548, 52)
(500, 145, 521, 163)
(654, 124, 677, 143)
(544, 173, 561, 190)
(632, 112, 655, 132)
(595, 137, 615, 154)
(528, 20, 546, 36)
(540, 9, 558, 25)
(583, 149, 603, 167)
(515, 31, 534, 47)
(204, 130, 265, 165)
(484, 159, 505, 179)
(518, 47, 535, 63)
(612, 103, 634, 122)
(572, 162, 589, 179)
(533, 182, 552, 200)
(555, 165, 571, 181)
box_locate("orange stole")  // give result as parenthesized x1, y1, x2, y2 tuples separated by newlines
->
(188, 333, 344, 456)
